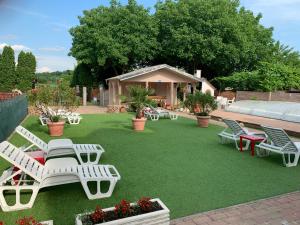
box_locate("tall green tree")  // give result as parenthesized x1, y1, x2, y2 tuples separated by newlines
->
(16, 51, 37, 91)
(270, 41, 300, 68)
(69, 0, 159, 81)
(71, 63, 93, 87)
(154, 0, 274, 78)
(0, 46, 16, 91)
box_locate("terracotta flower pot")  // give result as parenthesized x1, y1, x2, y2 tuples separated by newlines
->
(47, 121, 65, 136)
(196, 116, 210, 128)
(119, 106, 127, 113)
(132, 117, 147, 131)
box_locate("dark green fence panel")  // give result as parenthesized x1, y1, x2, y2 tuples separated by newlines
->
(0, 95, 28, 142)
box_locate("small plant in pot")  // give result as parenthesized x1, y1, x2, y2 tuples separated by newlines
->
(128, 85, 154, 131)
(195, 92, 217, 127)
(186, 92, 217, 128)
(47, 115, 65, 137)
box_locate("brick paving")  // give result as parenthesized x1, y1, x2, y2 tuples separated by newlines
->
(171, 191, 300, 225)
(75, 106, 107, 114)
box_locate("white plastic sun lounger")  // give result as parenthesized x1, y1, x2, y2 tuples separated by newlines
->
(15, 126, 104, 165)
(256, 126, 300, 167)
(218, 119, 266, 150)
(39, 115, 49, 126)
(144, 105, 178, 121)
(0, 141, 120, 212)
(56, 109, 82, 125)
(144, 110, 159, 121)
(39, 107, 82, 125)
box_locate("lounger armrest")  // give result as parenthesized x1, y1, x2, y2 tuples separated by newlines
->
(282, 142, 299, 153)
(294, 142, 300, 151)
(108, 165, 121, 180)
(95, 144, 105, 153)
(252, 132, 267, 138)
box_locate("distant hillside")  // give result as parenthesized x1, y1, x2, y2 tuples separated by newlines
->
(36, 70, 73, 84)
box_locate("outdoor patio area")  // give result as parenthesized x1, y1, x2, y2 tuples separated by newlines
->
(1, 113, 300, 224)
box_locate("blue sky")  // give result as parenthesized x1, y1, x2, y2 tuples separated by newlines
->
(0, 0, 300, 72)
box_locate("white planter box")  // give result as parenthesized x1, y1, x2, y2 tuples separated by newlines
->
(40, 220, 53, 225)
(75, 198, 169, 225)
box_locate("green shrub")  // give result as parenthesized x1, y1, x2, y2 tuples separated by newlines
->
(128, 85, 154, 118)
(184, 92, 217, 116)
(213, 62, 300, 91)
(29, 79, 80, 120)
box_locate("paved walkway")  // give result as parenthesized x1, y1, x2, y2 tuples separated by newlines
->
(171, 191, 300, 225)
(75, 106, 107, 114)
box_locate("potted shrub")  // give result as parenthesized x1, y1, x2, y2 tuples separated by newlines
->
(47, 115, 65, 137)
(119, 95, 127, 113)
(75, 197, 170, 225)
(194, 92, 217, 128)
(128, 86, 154, 131)
(183, 94, 196, 114)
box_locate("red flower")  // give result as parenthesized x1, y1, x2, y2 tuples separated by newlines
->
(15, 216, 41, 225)
(114, 199, 131, 217)
(90, 205, 105, 223)
(137, 197, 153, 212)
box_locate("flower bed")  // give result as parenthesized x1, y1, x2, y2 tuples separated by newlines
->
(75, 198, 169, 225)
(0, 217, 53, 225)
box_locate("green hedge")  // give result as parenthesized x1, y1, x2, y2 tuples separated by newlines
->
(213, 62, 300, 91)
(0, 95, 28, 142)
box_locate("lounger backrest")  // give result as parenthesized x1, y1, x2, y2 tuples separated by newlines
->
(223, 119, 247, 135)
(41, 105, 48, 115)
(15, 126, 48, 151)
(145, 104, 159, 114)
(262, 126, 298, 152)
(0, 141, 44, 181)
(47, 107, 56, 116)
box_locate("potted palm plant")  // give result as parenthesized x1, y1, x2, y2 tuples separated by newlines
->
(193, 92, 217, 127)
(128, 86, 154, 131)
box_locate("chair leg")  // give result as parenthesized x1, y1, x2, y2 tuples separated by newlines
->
(150, 114, 159, 121)
(235, 140, 250, 151)
(81, 179, 117, 200)
(76, 151, 101, 165)
(0, 184, 39, 212)
(219, 136, 224, 144)
(67, 116, 81, 125)
(39, 116, 48, 126)
(282, 153, 300, 167)
(169, 114, 178, 120)
(256, 147, 270, 157)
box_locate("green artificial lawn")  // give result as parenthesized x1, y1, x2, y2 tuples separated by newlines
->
(1, 114, 300, 224)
